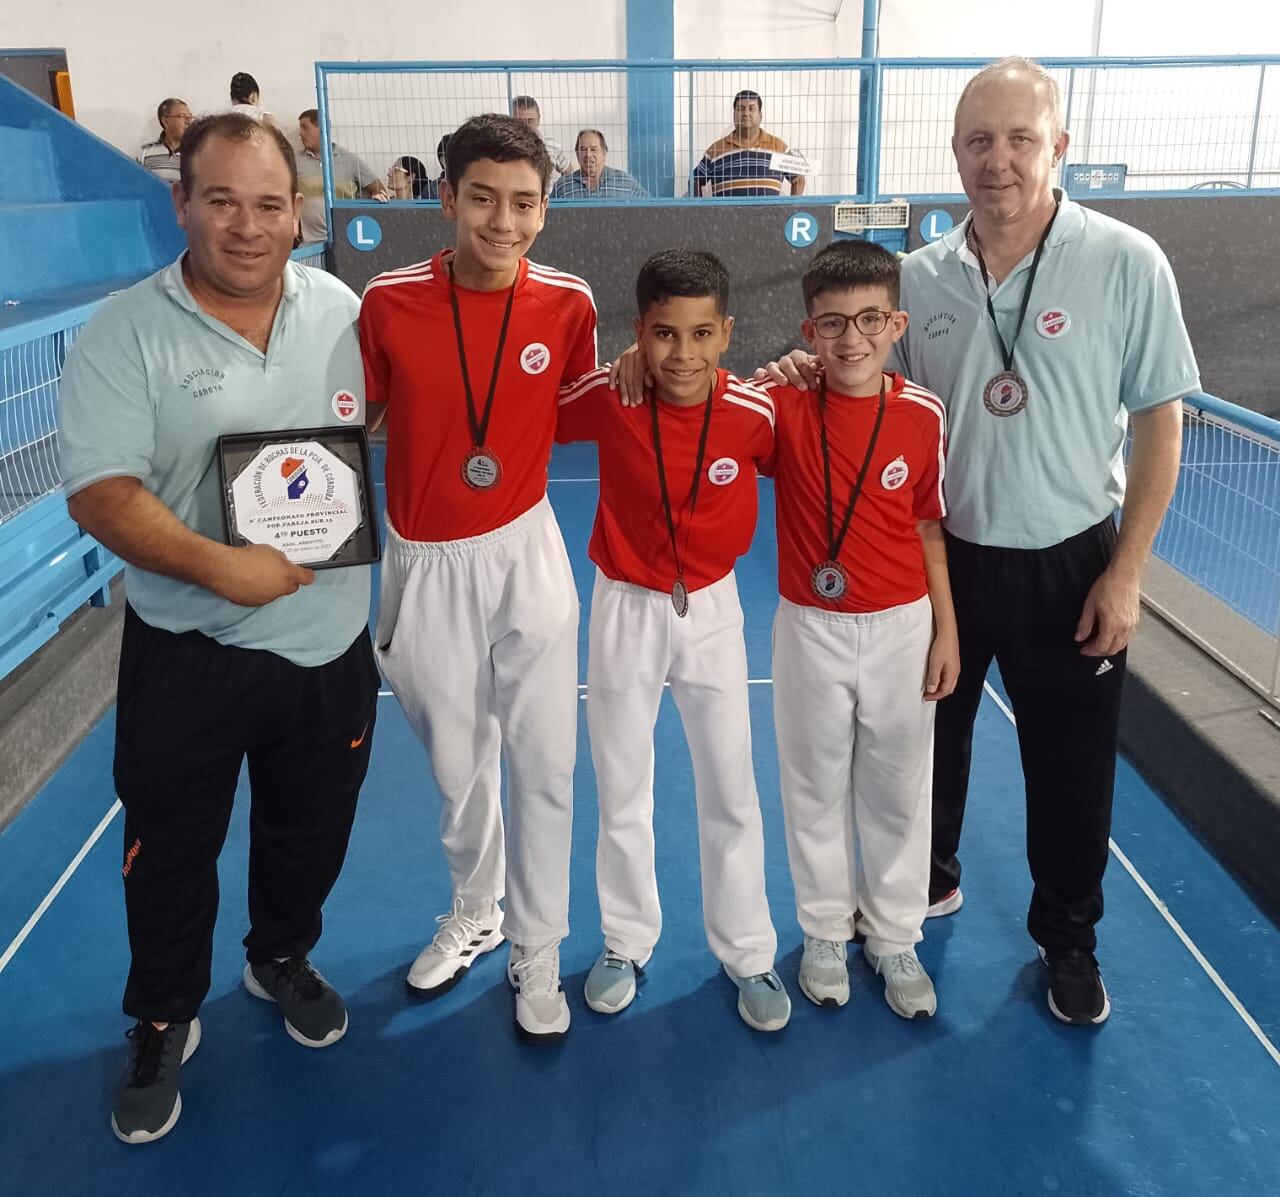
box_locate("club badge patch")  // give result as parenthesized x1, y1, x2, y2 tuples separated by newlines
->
(707, 457, 740, 486)
(1036, 309, 1071, 339)
(331, 389, 360, 422)
(881, 456, 909, 490)
(520, 342, 551, 375)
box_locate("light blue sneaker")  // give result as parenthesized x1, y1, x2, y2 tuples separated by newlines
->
(724, 965, 791, 1032)
(584, 947, 640, 1014)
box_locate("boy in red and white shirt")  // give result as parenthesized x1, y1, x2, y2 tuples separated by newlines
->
(555, 250, 791, 1032)
(358, 114, 596, 1042)
(763, 239, 958, 1019)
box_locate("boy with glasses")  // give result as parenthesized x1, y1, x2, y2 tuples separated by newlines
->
(762, 240, 957, 1019)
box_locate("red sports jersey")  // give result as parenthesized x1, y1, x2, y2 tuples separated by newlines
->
(763, 373, 946, 613)
(359, 250, 598, 541)
(556, 367, 774, 593)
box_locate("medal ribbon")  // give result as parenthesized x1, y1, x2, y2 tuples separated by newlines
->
(650, 384, 715, 587)
(969, 202, 1059, 373)
(818, 374, 887, 565)
(447, 257, 518, 450)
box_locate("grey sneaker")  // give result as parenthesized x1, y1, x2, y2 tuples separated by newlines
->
(584, 947, 641, 1014)
(244, 957, 348, 1048)
(508, 941, 570, 1042)
(724, 966, 791, 1032)
(862, 944, 937, 1019)
(111, 1017, 201, 1145)
(799, 936, 850, 1008)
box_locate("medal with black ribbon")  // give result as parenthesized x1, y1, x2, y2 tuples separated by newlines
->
(650, 386, 714, 618)
(969, 202, 1058, 418)
(448, 258, 517, 489)
(811, 374, 886, 603)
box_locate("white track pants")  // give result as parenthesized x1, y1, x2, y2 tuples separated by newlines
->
(587, 569, 777, 977)
(375, 497, 578, 949)
(773, 595, 934, 957)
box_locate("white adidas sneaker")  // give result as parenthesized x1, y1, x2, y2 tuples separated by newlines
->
(508, 941, 570, 1043)
(406, 898, 504, 996)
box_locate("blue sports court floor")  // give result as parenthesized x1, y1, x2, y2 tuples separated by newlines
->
(1, 443, 1278, 1195)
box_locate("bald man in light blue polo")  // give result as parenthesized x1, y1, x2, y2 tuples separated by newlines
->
(60, 112, 379, 1145)
(894, 57, 1195, 1027)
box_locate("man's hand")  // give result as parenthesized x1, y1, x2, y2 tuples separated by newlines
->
(1075, 564, 1141, 657)
(924, 627, 960, 700)
(752, 349, 821, 390)
(215, 544, 315, 607)
(608, 343, 651, 407)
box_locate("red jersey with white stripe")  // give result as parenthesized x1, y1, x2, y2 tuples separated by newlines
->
(762, 373, 947, 613)
(359, 250, 598, 541)
(556, 367, 774, 592)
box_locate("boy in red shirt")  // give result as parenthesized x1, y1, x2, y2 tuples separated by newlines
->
(555, 250, 791, 1032)
(358, 114, 597, 1042)
(764, 239, 958, 1018)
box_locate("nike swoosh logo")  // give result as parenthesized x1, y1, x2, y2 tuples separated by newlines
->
(350, 723, 369, 750)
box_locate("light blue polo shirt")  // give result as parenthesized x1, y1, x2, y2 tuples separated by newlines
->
(58, 257, 371, 666)
(892, 190, 1200, 549)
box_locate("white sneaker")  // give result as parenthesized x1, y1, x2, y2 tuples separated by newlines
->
(799, 936, 850, 1008)
(926, 888, 963, 919)
(863, 944, 937, 1020)
(508, 941, 570, 1043)
(406, 899, 504, 996)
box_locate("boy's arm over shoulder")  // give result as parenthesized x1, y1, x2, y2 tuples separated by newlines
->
(554, 365, 613, 444)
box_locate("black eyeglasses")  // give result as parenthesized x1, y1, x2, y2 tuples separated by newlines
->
(811, 309, 893, 338)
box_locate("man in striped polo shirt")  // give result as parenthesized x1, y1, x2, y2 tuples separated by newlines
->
(690, 90, 807, 199)
(136, 98, 192, 183)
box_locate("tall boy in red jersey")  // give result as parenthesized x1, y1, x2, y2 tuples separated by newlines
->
(358, 114, 597, 1042)
(763, 240, 957, 1019)
(556, 250, 791, 1033)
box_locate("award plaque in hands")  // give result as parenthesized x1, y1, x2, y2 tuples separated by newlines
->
(217, 426, 381, 568)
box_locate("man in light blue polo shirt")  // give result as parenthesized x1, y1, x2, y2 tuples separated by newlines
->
(60, 112, 379, 1144)
(895, 57, 1194, 1026)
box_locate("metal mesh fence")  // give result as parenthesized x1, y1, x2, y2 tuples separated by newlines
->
(0, 322, 82, 524)
(1140, 402, 1280, 704)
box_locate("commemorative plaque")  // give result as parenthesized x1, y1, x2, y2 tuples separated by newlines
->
(217, 426, 380, 568)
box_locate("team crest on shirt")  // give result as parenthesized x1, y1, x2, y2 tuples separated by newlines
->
(1036, 309, 1071, 338)
(707, 457, 740, 486)
(331, 389, 360, 421)
(880, 456, 909, 490)
(520, 342, 552, 374)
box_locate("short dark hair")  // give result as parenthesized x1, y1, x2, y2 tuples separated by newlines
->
(435, 133, 452, 169)
(444, 113, 552, 193)
(230, 72, 260, 104)
(575, 128, 608, 153)
(801, 239, 901, 311)
(511, 95, 540, 114)
(157, 98, 186, 125)
(733, 89, 762, 110)
(636, 249, 730, 317)
(179, 113, 297, 197)
(298, 108, 319, 125)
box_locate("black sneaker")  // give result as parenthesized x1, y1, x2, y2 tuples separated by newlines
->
(244, 958, 348, 1048)
(1039, 946, 1111, 1025)
(111, 1017, 201, 1144)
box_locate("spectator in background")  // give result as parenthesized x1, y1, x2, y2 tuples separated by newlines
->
(511, 95, 573, 178)
(137, 99, 192, 183)
(297, 109, 387, 243)
(691, 89, 806, 198)
(387, 155, 430, 200)
(228, 72, 277, 128)
(551, 130, 647, 200)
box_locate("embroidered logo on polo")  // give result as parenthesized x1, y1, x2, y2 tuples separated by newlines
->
(520, 342, 551, 375)
(1036, 309, 1071, 338)
(331, 389, 359, 422)
(707, 457, 740, 486)
(880, 456, 909, 490)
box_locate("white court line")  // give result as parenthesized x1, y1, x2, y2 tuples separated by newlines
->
(0, 799, 122, 978)
(982, 679, 1280, 1068)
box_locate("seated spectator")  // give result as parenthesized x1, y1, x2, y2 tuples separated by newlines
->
(511, 95, 573, 178)
(551, 130, 646, 200)
(691, 89, 806, 198)
(297, 109, 388, 243)
(388, 155, 430, 200)
(228, 72, 277, 128)
(136, 98, 192, 183)
(423, 134, 452, 199)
